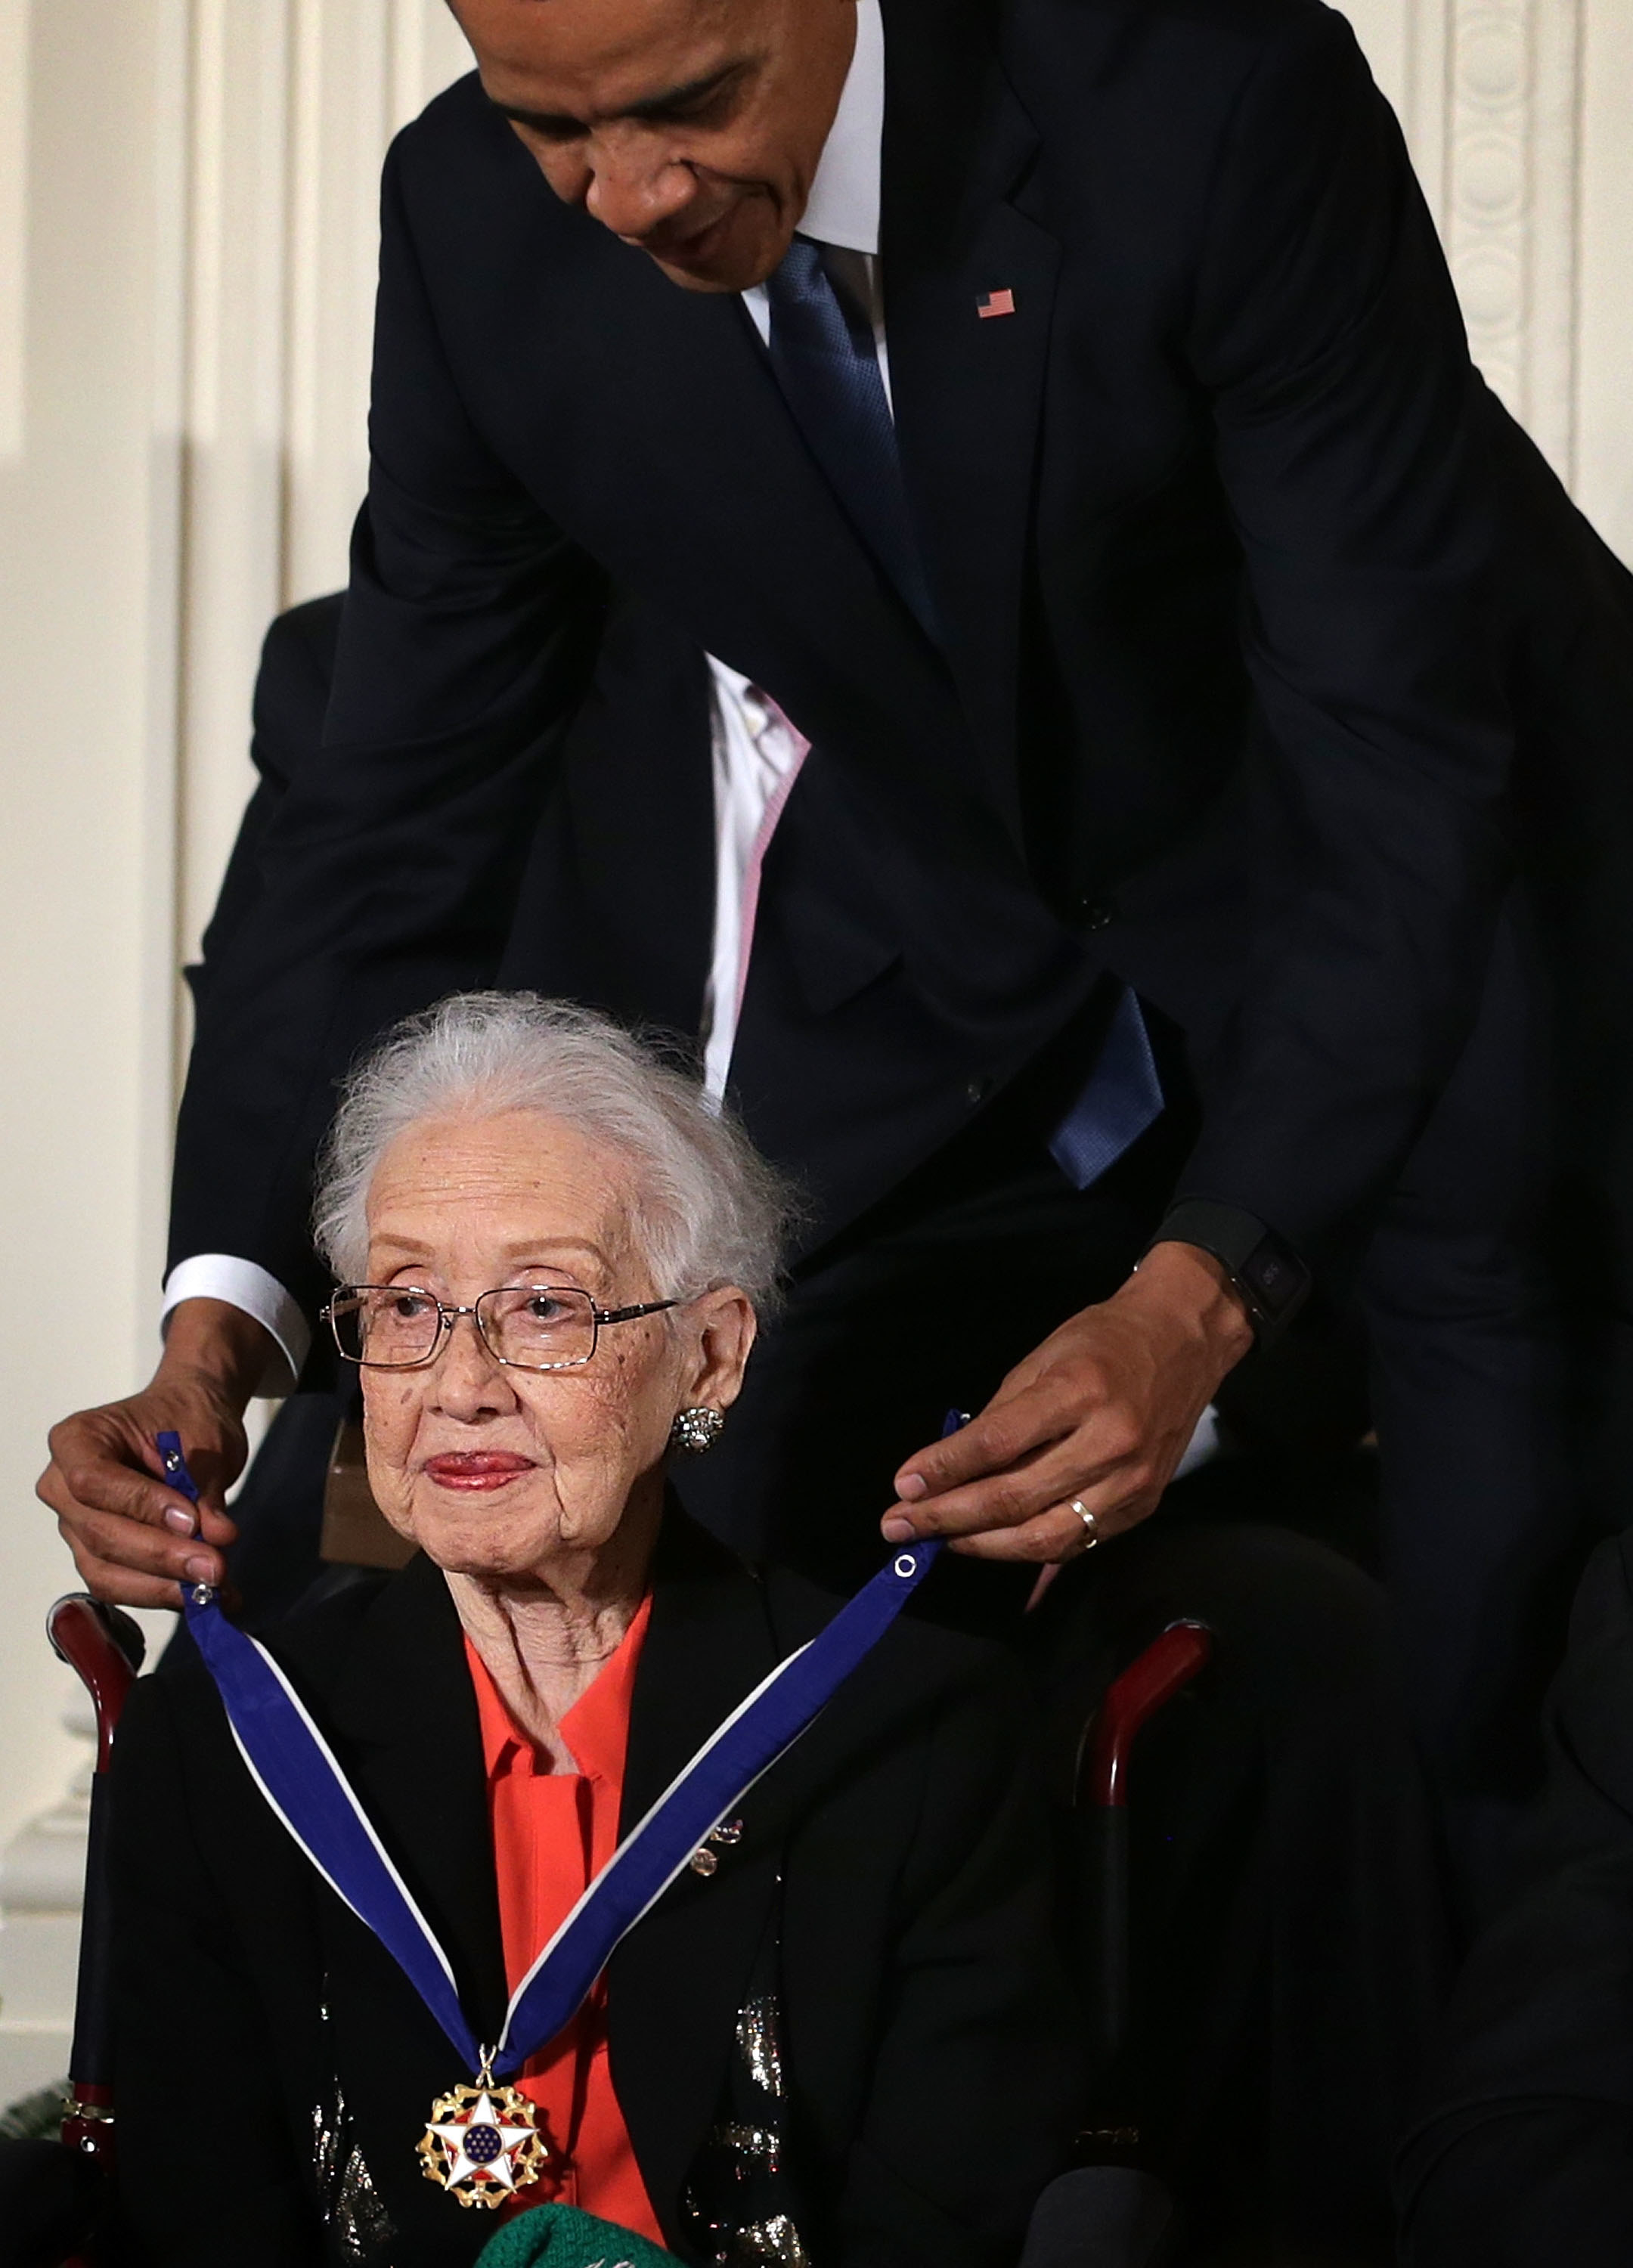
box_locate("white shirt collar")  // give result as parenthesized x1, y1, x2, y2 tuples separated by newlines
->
(798, 0, 884, 256)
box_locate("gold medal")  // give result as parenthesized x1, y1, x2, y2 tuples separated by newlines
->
(417, 2055, 549, 2210)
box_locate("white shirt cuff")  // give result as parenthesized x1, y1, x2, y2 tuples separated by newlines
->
(1174, 1404, 1222, 1481)
(160, 1256, 311, 1396)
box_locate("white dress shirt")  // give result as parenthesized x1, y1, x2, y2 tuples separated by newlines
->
(163, 1, 891, 1390)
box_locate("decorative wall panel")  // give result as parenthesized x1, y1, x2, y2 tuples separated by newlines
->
(174, 0, 473, 967)
(1441, 0, 1585, 481)
(1577, 0, 1633, 562)
(0, 0, 28, 461)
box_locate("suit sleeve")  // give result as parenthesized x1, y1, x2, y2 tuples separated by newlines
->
(1173, 11, 1514, 1258)
(184, 593, 346, 1017)
(110, 1676, 323, 2266)
(835, 1655, 1079, 2266)
(168, 130, 607, 1313)
(163, 597, 345, 1388)
(1397, 1535, 1633, 2266)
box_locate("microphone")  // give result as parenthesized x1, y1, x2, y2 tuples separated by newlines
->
(1018, 2167, 1178, 2268)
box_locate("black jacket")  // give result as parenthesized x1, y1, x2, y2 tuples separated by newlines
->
(169, 0, 1633, 1330)
(1397, 1529, 1633, 2267)
(109, 1520, 1077, 2266)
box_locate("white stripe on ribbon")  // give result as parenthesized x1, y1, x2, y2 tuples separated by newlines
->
(498, 1639, 813, 2040)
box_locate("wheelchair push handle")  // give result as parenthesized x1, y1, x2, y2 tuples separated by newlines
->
(47, 1597, 145, 1773)
(47, 1594, 147, 2175)
(1075, 1619, 1213, 2109)
(1081, 1620, 1212, 1811)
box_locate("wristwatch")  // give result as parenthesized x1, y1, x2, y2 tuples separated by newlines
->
(1145, 1200, 1311, 1346)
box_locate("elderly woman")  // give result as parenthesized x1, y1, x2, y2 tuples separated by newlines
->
(109, 993, 1074, 2268)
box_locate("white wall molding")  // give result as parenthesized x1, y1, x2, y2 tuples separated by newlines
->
(0, 1703, 95, 2100)
(1578, 0, 1633, 559)
(173, 0, 473, 980)
(0, 0, 27, 462)
(1439, 0, 1586, 483)
(1399, 0, 1454, 219)
(178, 0, 294, 970)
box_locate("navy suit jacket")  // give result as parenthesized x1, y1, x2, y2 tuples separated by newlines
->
(170, 0, 1633, 1328)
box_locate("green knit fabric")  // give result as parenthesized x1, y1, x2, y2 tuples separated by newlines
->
(473, 2203, 680, 2267)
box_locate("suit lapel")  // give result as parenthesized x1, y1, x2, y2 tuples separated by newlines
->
(322, 1557, 511, 2052)
(493, 156, 1033, 875)
(521, 218, 1065, 934)
(608, 1515, 784, 2242)
(473, 94, 1064, 919)
(882, 0, 1060, 849)
(562, 49, 1058, 862)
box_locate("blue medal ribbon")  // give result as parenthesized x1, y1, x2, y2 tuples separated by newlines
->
(158, 1428, 950, 2081)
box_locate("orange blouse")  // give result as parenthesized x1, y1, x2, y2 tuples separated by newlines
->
(463, 1597, 665, 2245)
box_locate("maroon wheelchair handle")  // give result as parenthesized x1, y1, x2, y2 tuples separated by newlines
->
(47, 1595, 146, 2173)
(1082, 1620, 1213, 1810)
(1076, 1620, 1213, 2082)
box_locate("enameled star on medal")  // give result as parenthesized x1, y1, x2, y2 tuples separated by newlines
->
(417, 2061, 550, 2210)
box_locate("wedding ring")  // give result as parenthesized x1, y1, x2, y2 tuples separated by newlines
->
(1069, 1498, 1101, 1552)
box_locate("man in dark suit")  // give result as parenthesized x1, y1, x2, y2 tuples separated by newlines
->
(38, 0, 1631, 1892)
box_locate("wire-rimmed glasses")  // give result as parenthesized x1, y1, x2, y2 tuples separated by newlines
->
(321, 1283, 678, 1373)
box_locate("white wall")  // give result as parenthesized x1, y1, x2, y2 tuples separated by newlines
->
(0, 0, 472, 1870)
(1580, 0, 1633, 554)
(0, 0, 179, 1858)
(0, 0, 1629, 1901)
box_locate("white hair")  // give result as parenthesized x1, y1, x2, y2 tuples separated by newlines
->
(312, 993, 794, 1309)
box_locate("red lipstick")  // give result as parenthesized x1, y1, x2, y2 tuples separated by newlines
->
(423, 1452, 535, 1492)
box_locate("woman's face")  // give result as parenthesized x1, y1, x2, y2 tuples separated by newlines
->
(358, 1109, 754, 1581)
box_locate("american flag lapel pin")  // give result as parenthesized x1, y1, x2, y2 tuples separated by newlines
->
(977, 287, 1017, 320)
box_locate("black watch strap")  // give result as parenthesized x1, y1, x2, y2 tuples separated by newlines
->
(1145, 1200, 1310, 1345)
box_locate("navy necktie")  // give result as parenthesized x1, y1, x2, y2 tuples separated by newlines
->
(764, 237, 937, 637)
(1049, 984, 1166, 1191)
(764, 241, 1164, 1183)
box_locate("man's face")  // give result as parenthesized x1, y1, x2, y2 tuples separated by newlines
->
(449, 0, 858, 293)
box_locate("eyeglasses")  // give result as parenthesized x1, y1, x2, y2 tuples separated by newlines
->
(321, 1284, 679, 1373)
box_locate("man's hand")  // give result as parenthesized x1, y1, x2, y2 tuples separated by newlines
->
(37, 1300, 273, 1607)
(882, 1243, 1255, 1562)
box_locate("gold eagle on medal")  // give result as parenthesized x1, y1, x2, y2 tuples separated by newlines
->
(417, 2076, 549, 2208)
